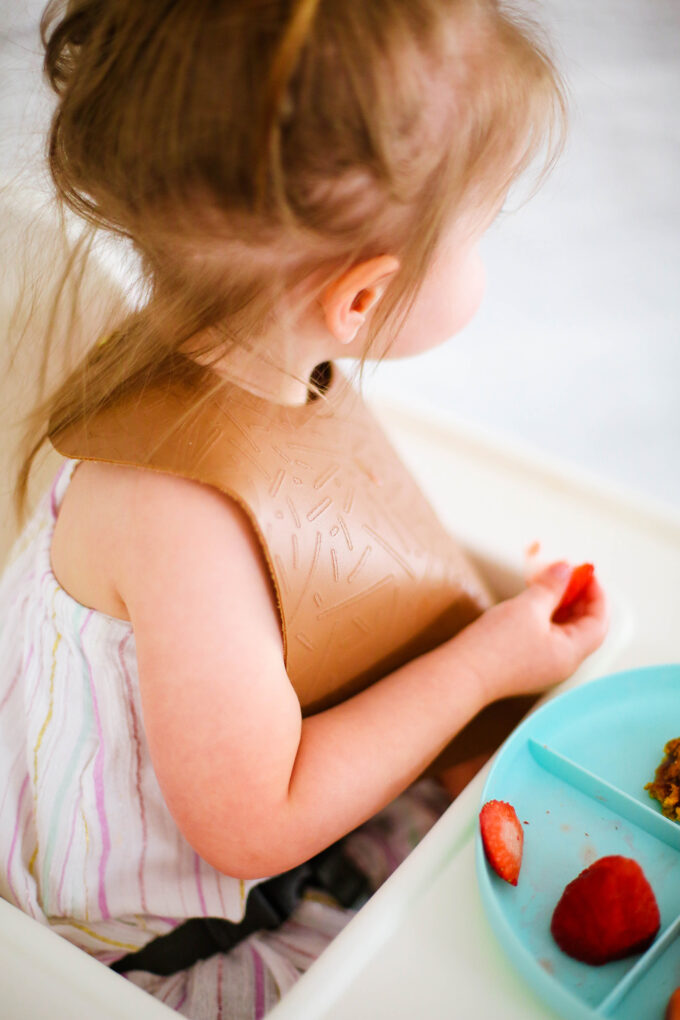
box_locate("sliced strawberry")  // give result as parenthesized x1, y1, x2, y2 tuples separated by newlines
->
(551, 855, 660, 965)
(552, 563, 595, 623)
(479, 800, 523, 886)
(666, 988, 680, 1020)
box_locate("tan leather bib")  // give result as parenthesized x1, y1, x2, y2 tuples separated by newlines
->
(50, 362, 493, 714)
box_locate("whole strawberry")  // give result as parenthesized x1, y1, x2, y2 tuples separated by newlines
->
(551, 856, 660, 965)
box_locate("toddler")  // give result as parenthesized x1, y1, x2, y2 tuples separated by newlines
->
(0, 0, 608, 1017)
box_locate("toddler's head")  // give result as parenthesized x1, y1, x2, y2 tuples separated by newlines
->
(17, 0, 563, 510)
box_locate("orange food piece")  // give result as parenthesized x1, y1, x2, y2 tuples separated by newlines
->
(645, 737, 680, 822)
(666, 988, 680, 1020)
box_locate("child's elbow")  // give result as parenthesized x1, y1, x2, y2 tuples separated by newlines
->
(178, 807, 311, 881)
(189, 826, 309, 882)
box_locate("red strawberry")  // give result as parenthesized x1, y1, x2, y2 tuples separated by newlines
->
(551, 856, 660, 965)
(552, 563, 595, 623)
(666, 988, 680, 1020)
(479, 800, 523, 886)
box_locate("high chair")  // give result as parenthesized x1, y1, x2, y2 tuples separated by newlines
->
(2, 182, 680, 1019)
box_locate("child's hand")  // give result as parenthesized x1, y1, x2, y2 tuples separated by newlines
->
(451, 562, 609, 704)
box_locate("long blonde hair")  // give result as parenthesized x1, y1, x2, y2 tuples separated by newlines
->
(14, 0, 565, 523)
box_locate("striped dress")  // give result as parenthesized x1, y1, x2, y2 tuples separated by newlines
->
(0, 459, 452, 1018)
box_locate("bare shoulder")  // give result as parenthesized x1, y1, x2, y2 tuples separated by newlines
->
(51, 460, 282, 654)
(113, 463, 283, 654)
(51, 460, 134, 620)
(53, 460, 298, 876)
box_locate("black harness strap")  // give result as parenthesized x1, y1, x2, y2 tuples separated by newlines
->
(111, 842, 369, 976)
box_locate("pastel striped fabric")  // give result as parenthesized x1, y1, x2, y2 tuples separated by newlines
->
(122, 776, 452, 1018)
(0, 459, 452, 1018)
(0, 460, 264, 962)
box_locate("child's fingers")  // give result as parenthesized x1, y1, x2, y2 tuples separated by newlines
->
(527, 561, 573, 610)
(584, 576, 607, 616)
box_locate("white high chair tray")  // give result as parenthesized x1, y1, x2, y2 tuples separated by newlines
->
(266, 396, 680, 1020)
(2, 397, 679, 1020)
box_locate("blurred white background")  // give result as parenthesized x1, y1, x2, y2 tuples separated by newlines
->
(1, 0, 679, 506)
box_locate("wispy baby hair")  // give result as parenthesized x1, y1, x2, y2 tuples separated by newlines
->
(14, 0, 565, 522)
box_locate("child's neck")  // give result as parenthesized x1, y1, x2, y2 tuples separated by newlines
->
(185, 329, 329, 407)
(214, 356, 321, 406)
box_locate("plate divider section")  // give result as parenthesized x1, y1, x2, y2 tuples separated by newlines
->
(594, 913, 680, 1015)
(528, 739, 680, 1016)
(526, 740, 680, 851)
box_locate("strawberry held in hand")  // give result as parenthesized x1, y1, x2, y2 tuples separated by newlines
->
(551, 855, 660, 965)
(479, 800, 524, 886)
(552, 563, 595, 624)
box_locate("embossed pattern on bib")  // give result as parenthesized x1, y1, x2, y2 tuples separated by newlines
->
(51, 365, 493, 713)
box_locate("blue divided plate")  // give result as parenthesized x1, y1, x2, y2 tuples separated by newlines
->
(476, 664, 680, 1020)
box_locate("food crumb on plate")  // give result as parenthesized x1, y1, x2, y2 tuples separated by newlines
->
(645, 737, 680, 822)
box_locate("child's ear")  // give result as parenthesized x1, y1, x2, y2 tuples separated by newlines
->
(321, 255, 400, 344)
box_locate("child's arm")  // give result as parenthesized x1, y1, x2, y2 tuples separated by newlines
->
(117, 468, 607, 879)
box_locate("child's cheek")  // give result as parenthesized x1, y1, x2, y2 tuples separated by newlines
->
(382, 247, 486, 359)
(446, 248, 486, 336)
